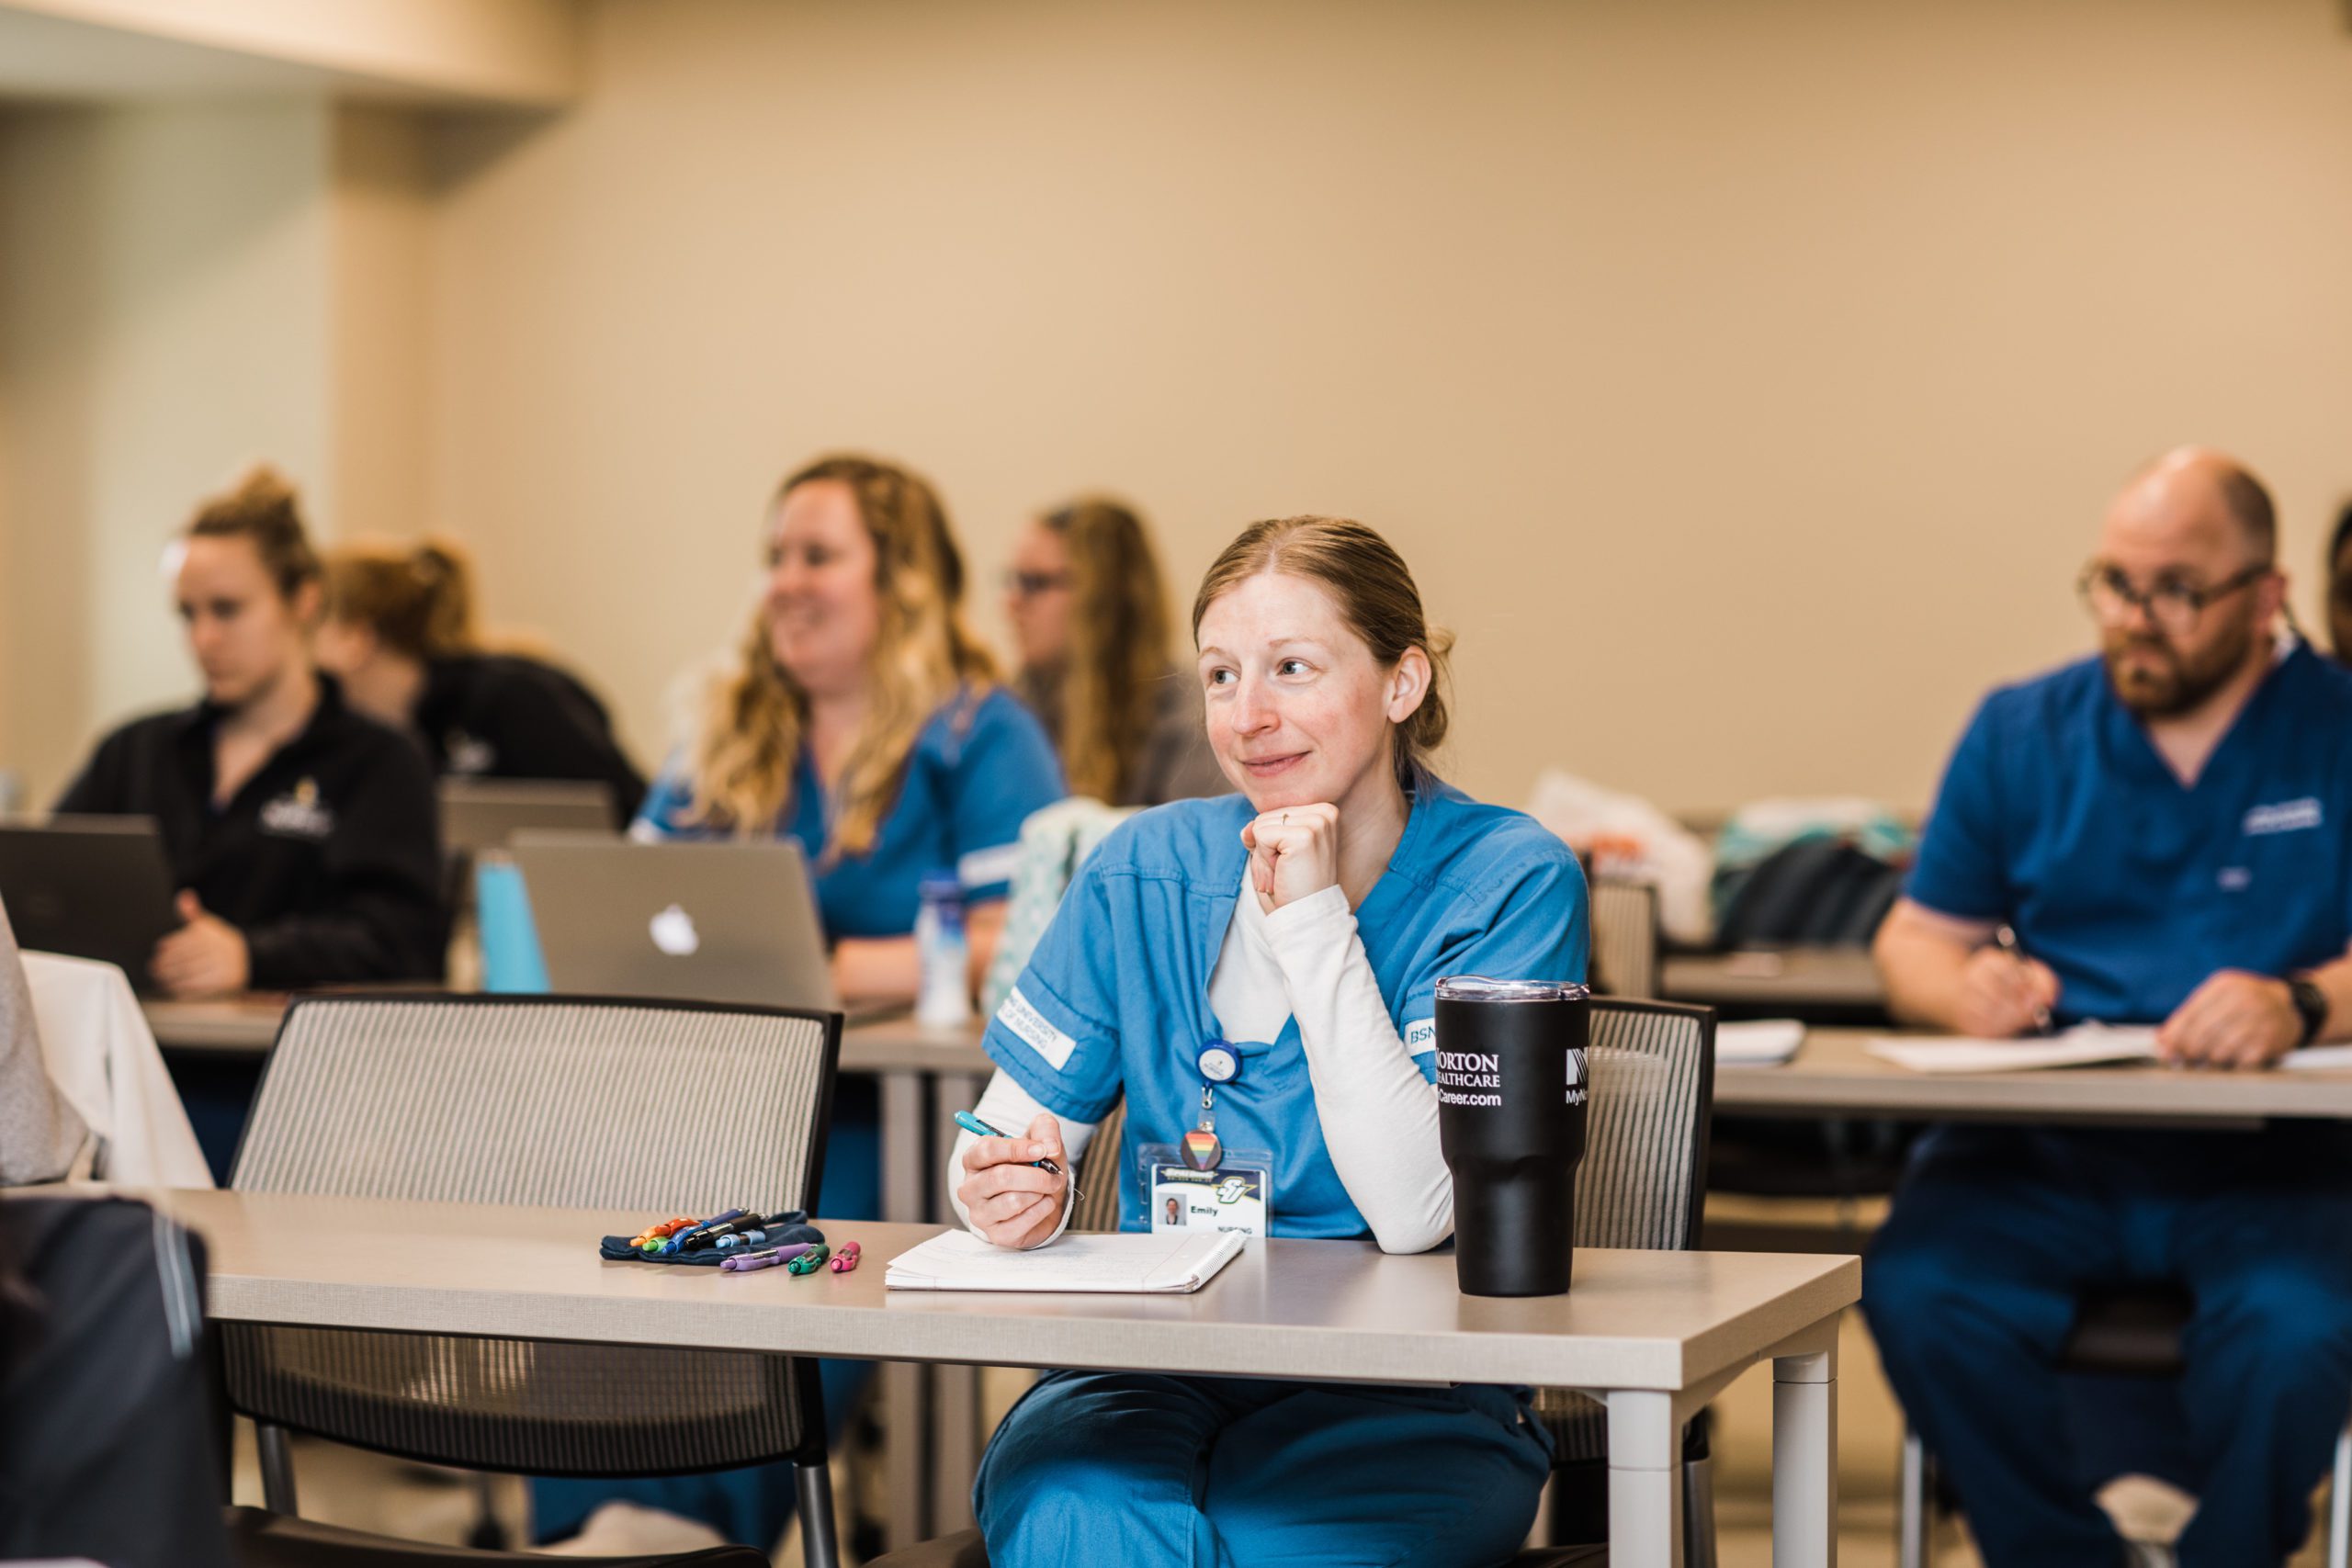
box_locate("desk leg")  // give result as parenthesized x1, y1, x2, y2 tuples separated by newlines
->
(930, 1070, 984, 1534)
(1607, 1389, 1682, 1568)
(879, 1069, 929, 1551)
(1773, 1343, 1838, 1565)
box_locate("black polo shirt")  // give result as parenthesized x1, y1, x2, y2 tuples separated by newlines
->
(54, 677, 446, 987)
(415, 654, 647, 825)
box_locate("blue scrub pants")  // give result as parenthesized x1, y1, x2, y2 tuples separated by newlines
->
(529, 1077, 881, 1550)
(1864, 1125, 2352, 1568)
(973, 1370, 1552, 1568)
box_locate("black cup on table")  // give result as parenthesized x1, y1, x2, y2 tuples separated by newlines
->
(1433, 976, 1591, 1298)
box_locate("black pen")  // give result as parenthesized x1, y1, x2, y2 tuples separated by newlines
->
(1994, 924, 2054, 1035)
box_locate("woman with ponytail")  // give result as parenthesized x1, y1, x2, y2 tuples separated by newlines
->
(317, 536, 645, 823)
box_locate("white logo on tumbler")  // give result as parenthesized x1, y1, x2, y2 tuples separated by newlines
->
(649, 904, 700, 956)
(1436, 1049, 1502, 1108)
(1566, 1048, 1588, 1107)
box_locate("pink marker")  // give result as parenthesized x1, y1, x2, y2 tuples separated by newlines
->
(829, 1241, 862, 1274)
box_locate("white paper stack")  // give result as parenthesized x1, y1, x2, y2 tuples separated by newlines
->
(1714, 1019, 1805, 1066)
(1867, 1023, 2159, 1074)
(886, 1228, 1247, 1293)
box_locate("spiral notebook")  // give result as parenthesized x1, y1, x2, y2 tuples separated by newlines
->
(885, 1228, 1246, 1293)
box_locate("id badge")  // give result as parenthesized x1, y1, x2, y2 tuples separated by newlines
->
(1136, 1143, 1272, 1237)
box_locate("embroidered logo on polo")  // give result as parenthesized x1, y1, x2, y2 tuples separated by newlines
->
(445, 729, 495, 774)
(259, 776, 334, 840)
(997, 986, 1078, 1070)
(2244, 797, 2323, 836)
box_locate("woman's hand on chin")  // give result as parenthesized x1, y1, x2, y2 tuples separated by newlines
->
(1240, 803, 1341, 912)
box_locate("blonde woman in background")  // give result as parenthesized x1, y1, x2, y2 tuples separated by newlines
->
(536, 454, 1062, 1554)
(315, 536, 645, 824)
(1006, 496, 1227, 806)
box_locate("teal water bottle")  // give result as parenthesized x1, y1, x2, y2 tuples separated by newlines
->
(475, 852, 550, 993)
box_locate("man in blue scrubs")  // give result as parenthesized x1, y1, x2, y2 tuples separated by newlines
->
(1867, 448, 2352, 1568)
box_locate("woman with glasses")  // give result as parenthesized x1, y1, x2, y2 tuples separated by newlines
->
(1004, 497, 1227, 806)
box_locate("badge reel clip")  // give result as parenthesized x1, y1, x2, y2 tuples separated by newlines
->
(1139, 1040, 1272, 1238)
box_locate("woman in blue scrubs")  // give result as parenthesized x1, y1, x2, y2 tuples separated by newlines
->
(533, 454, 1062, 1551)
(954, 515, 1587, 1568)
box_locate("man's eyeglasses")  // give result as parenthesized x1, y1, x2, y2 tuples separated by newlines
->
(2076, 560, 2272, 637)
(1004, 570, 1073, 599)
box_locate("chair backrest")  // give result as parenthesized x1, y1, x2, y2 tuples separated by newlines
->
(1068, 1100, 1128, 1234)
(1544, 997, 1715, 1471)
(1588, 878, 1660, 999)
(222, 993, 840, 1476)
(1575, 996, 1713, 1250)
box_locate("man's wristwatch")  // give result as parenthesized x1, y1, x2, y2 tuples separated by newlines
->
(2287, 976, 2329, 1048)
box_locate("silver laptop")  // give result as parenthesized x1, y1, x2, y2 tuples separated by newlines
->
(440, 778, 616, 858)
(0, 817, 181, 992)
(509, 832, 897, 1020)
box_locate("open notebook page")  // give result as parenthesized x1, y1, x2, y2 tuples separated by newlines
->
(886, 1228, 1247, 1293)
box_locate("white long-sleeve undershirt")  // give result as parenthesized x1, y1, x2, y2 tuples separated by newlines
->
(949, 878, 1453, 1254)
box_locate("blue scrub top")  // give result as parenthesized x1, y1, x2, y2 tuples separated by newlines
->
(983, 780, 1589, 1239)
(635, 684, 1065, 939)
(1907, 642, 2352, 1025)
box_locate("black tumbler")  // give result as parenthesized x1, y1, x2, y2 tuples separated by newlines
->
(1433, 976, 1591, 1297)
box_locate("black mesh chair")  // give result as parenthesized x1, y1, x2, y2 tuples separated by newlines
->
(866, 997, 1713, 1568)
(1536, 998, 1717, 1562)
(1897, 1281, 2352, 1567)
(1589, 879, 1661, 1000)
(220, 993, 843, 1568)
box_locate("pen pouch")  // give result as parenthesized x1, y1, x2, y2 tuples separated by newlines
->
(599, 1213, 823, 1265)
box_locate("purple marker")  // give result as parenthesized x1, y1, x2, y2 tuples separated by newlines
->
(720, 1242, 816, 1273)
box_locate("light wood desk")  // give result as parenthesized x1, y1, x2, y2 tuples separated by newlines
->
(139, 1188, 1856, 1568)
(1716, 1026, 2352, 1125)
(1661, 948, 1888, 1020)
(143, 996, 289, 1055)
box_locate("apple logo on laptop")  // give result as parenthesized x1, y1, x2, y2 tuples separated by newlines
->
(649, 903, 701, 957)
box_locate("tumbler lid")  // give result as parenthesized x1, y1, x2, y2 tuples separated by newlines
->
(1434, 976, 1590, 1002)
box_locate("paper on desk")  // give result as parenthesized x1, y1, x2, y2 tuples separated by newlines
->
(1867, 1023, 2160, 1074)
(2281, 1044, 2352, 1072)
(1715, 1019, 1804, 1066)
(885, 1227, 1246, 1293)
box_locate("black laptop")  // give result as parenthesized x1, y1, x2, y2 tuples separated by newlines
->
(0, 818, 181, 988)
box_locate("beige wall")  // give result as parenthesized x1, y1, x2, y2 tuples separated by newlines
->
(0, 100, 334, 804)
(420, 0, 2352, 814)
(8, 0, 2352, 817)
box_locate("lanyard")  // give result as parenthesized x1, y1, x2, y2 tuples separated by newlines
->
(1184, 1041, 1241, 1169)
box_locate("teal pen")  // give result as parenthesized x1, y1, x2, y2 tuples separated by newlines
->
(955, 1110, 1081, 1200)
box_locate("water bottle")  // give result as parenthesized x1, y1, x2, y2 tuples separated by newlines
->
(916, 873, 971, 1027)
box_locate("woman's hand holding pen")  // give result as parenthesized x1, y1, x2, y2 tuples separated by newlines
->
(958, 1112, 1070, 1251)
(1956, 944, 2060, 1037)
(1241, 803, 1340, 913)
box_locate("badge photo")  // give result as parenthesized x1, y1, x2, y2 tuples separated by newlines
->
(1137, 1141, 1272, 1238)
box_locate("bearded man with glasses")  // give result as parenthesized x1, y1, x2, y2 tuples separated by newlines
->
(1865, 447, 2352, 1568)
